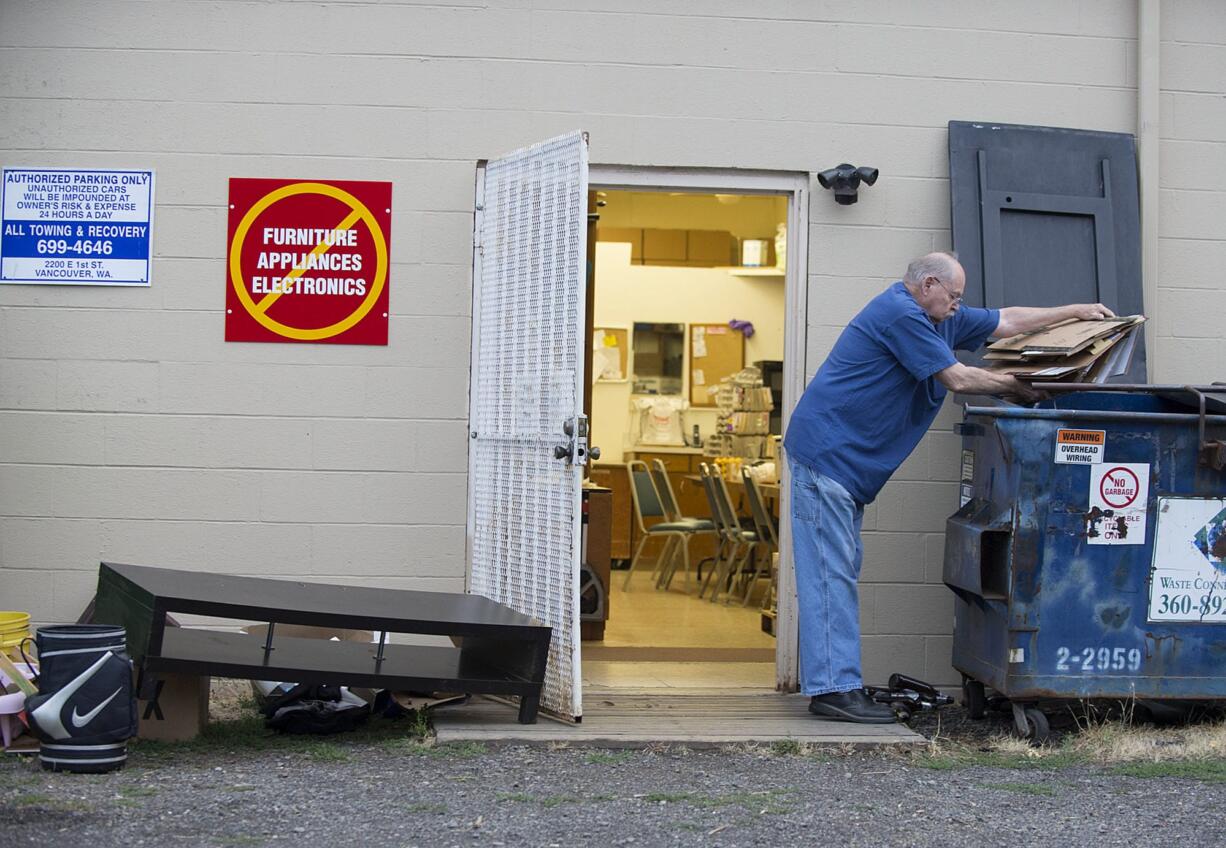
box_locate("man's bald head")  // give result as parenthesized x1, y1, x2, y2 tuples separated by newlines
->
(903, 252, 962, 288)
(902, 251, 966, 323)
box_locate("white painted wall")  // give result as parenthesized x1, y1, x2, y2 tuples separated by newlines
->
(1, 1, 1224, 685)
(591, 242, 786, 464)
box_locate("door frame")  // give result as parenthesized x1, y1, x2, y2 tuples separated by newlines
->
(587, 164, 808, 693)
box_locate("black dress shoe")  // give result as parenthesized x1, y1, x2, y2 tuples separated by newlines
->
(808, 689, 896, 724)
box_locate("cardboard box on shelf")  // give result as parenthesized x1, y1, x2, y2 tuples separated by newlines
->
(596, 227, 643, 262)
(642, 228, 687, 263)
(685, 230, 734, 266)
(741, 239, 771, 267)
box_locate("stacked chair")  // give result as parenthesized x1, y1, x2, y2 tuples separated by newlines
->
(621, 460, 716, 591)
(693, 463, 781, 605)
(649, 459, 717, 591)
(739, 468, 780, 608)
(697, 463, 759, 603)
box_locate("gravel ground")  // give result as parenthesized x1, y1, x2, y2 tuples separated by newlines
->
(3, 702, 1225, 847)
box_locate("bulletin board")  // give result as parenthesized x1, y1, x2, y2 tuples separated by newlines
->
(689, 323, 744, 406)
(593, 326, 629, 382)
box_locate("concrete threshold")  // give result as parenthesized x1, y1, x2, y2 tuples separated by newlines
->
(432, 691, 924, 748)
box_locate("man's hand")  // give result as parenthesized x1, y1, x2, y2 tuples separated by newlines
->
(995, 302, 1118, 338)
(1067, 303, 1115, 321)
(1002, 376, 1042, 404)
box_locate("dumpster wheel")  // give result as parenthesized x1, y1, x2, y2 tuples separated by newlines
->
(961, 676, 987, 720)
(1011, 703, 1051, 745)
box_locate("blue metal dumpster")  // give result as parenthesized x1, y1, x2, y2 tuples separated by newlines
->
(945, 385, 1226, 741)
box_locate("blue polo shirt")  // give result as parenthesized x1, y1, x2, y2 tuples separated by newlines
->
(784, 282, 999, 505)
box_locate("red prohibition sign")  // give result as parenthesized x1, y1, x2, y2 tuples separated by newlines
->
(1099, 466, 1140, 509)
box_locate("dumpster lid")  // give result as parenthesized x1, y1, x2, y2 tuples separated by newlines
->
(1029, 383, 1226, 415)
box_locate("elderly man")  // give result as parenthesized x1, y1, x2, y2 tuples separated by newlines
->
(783, 251, 1113, 723)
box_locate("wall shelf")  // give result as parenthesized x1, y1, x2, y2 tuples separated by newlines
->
(728, 267, 784, 278)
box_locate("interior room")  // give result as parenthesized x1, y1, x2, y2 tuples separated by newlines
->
(583, 189, 788, 692)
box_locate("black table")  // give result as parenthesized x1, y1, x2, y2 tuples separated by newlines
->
(94, 562, 552, 724)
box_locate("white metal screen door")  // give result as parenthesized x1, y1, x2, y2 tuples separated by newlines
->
(467, 132, 589, 721)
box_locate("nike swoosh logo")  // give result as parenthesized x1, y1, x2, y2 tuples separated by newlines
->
(71, 686, 123, 728)
(29, 652, 113, 740)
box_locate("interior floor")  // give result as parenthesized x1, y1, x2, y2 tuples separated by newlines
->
(582, 569, 776, 691)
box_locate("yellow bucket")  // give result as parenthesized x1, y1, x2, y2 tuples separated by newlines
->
(0, 612, 31, 649)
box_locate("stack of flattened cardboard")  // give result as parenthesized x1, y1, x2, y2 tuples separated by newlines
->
(985, 315, 1145, 382)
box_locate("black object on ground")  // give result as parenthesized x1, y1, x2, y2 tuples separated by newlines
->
(865, 673, 955, 723)
(25, 624, 138, 773)
(93, 562, 552, 724)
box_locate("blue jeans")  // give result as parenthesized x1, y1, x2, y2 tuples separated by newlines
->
(789, 458, 865, 696)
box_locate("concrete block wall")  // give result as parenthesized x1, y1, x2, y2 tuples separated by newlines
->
(1156, 3, 1226, 381)
(1, 1, 1224, 685)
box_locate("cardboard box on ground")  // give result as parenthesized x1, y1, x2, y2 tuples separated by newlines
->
(138, 672, 210, 742)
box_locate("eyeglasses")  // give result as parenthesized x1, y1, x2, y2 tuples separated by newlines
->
(929, 275, 964, 305)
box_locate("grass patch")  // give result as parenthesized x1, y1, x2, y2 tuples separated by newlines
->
(644, 792, 693, 803)
(1111, 760, 1226, 783)
(119, 785, 158, 798)
(910, 735, 1087, 772)
(419, 741, 486, 760)
(585, 750, 634, 765)
(538, 795, 581, 808)
(643, 789, 793, 814)
(495, 792, 618, 807)
(131, 697, 432, 766)
(982, 781, 1057, 797)
(768, 739, 807, 757)
(912, 744, 1086, 772)
(10, 793, 93, 813)
(912, 713, 1226, 784)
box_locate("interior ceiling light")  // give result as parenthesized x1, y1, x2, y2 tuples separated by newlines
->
(714, 194, 742, 205)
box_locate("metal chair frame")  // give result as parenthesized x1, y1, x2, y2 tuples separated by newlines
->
(697, 464, 758, 603)
(649, 459, 717, 591)
(621, 461, 702, 591)
(738, 468, 780, 607)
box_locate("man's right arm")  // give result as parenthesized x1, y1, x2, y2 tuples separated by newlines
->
(935, 362, 1039, 402)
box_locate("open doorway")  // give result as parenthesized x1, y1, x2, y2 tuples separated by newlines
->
(583, 182, 798, 694)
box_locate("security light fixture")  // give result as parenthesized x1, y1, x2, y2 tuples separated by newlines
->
(816, 164, 879, 205)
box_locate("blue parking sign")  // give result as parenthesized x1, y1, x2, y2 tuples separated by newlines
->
(1, 168, 155, 286)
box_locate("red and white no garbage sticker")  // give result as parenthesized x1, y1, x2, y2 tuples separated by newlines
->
(1088, 462, 1149, 546)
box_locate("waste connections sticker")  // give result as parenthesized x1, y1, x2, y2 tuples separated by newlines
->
(1148, 497, 1226, 622)
(1086, 462, 1149, 545)
(1054, 429, 1105, 464)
